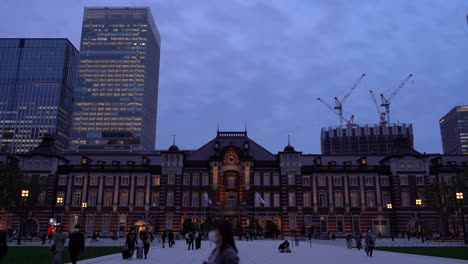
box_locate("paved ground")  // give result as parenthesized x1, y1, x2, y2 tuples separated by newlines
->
(27, 238, 462, 264)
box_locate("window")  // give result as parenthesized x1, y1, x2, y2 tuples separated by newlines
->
(366, 191, 375, 207)
(319, 193, 327, 207)
(416, 175, 424, 185)
(352, 215, 360, 233)
(56, 192, 65, 206)
(90, 176, 98, 186)
(336, 216, 344, 233)
(192, 173, 200, 186)
(121, 176, 129, 186)
(102, 215, 111, 234)
(273, 193, 280, 207)
(382, 192, 391, 206)
(227, 176, 236, 188)
(334, 177, 342, 186)
(167, 191, 174, 206)
(135, 191, 144, 207)
(168, 173, 175, 185)
(72, 191, 81, 207)
(58, 176, 67, 186)
(380, 176, 389, 186)
(120, 191, 128, 206)
(443, 176, 452, 185)
(183, 173, 190, 186)
(39, 176, 47, 185)
(350, 192, 359, 207)
(263, 173, 271, 186)
(320, 216, 327, 232)
(400, 176, 408, 185)
(137, 176, 145, 186)
(264, 192, 271, 207)
(106, 176, 114, 186)
(226, 192, 237, 208)
(349, 177, 358, 186)
(152, 175, 161, 186)
(74, 176, 82, 186)
(334, 191, 344, 207)
(288, 172, 295, 185)
(318, 177, 326, 187)
(254, 173, 261, 186)
(303, 176, 311, 186)
(192, 192, 199, 207)
(288, 191, 296, 207)
(303, 192, 311, 207)
(182, 192, 190, 207)
(202, 173, 209, 186)
(104, 191, 113, 207)
(289, 215, 297, 230)
(365, 176, 374, 186)
(38, 191, 46, 206)
(119, 214, 127, 233)
(88, 191, 97, 206)
(151, 192, 160, 206)
(304, 215, 313, 225)
(273, 173, 280, 186)
(401, 192, 410, 207)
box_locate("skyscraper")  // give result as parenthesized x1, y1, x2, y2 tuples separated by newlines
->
(440, 105, 468, 155)
(70, 7, 161, 152)
(0, 38, 79, 153)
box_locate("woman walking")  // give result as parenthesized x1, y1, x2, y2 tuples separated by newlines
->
(203, 220, 239, 264)
(50, 225, 67, 264)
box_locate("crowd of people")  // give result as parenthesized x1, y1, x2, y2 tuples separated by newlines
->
(344, 229, 376, 257)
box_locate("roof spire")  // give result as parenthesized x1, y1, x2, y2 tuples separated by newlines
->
(173, 134, 176, 145)
(288, 134, 290, 145)
(244, 120, 247, 133)
(217, 121, 220, 133)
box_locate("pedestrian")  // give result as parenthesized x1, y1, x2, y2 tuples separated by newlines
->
(161, 230, 167, 248)
(294, 235, 299, 246)
(195, 231, 202, 249)
(68, 224, 85, 264)
(346, 233, 353, 249)
(0, 230, 8, 260)
(50, 225, 67, 264)
(203, 220, 240, 264)
(140, 227, 154, 259)
(355, 232, 362, 250)
(168, 230, 175, 248)
(41, 232, 47, 245)
(365, 229, 375, 257)
(188, 231, 195, 250)
(126, 227, 138, 258)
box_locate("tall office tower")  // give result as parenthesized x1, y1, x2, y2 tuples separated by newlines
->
(0, 39, 79, 154)
(321, 123, 414, 155)
(71, 7, 161, 152)
(440, 105, 468, 154)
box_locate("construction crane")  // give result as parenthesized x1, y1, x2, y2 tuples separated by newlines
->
(333, 74, 366, 127)
(380, 74, 413, 124)
(369, 90, 387, 126)
(317, 98, 356, 127)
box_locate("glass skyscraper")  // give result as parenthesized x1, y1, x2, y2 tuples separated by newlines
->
(0, 38, 79, 153)
(440, 105, 468, 155)
(70, 7, 161, 152)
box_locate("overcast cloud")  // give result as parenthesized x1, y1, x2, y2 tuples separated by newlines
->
(1, 0, 467, 153)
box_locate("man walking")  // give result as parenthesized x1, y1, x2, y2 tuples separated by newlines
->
(68, 224, 85, 264)
(126, 227, 138, 258)
(187, 231, 194, 250)
(140, 227, 154, 259)
(161, 230, 167, 248)
(168, 230, 175, 248)
(365, 229, 375, 257)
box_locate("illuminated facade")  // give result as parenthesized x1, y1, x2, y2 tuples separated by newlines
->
(71, 7, 161, 152)
(440, 105, 468, 155)
(0, 38, 78, 153)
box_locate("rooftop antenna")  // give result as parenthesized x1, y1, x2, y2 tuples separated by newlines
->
(244, 120, 247, 133)
(217, 121, 220, 133)
(288, 134, 291, 146)
(172, 134, 176, 145)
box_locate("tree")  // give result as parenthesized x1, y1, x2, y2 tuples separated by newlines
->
(0, 163, 24, 210)
(426, 178, 457, 237)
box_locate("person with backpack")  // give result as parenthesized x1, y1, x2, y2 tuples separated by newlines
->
(161, 230, 167, 248)
(187, 231, 195, 250)
(365, 229, 376, 257)
(68, 224, 85, 264)
(140, 227, 154, 259)
(126, 227, 138, 258)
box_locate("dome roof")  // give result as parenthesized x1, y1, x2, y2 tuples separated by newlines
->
(283, 144, 295, 152)
(168, 144, 179, 151)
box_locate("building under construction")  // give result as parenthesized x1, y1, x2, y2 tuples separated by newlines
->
(321, 123, 414, 155)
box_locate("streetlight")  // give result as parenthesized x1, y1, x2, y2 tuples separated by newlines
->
(17, 189, 29, 245)
(81, 202, 87, 234)
(387, 203, 392, 209)
(416, 199, 423, 242)
(57, 197, 63, 205)
(456, 192, 467, 245)
(387, 203, 393, 240)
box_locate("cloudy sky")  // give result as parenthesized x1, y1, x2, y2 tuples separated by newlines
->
(1, 0, 467, 154)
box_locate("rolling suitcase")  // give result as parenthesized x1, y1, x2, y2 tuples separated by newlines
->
(122, 246, 130, 259)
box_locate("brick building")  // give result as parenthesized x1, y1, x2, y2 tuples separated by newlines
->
(1, 131, 467, 239)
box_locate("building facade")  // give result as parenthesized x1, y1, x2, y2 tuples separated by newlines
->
(321, 123, 414, 155)
(70, 7, 161, 152)
(1, 131, 467, 239)
(0, 38, 79, 154)
(440, 105, 468, 155)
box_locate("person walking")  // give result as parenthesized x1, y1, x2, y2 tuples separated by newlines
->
(365, 229, 375, 257)
(355, 232, 362, 251)
(195, 231, 202, 249)
(294, 235, 299, 246)
(140, 227, 154, 259)
(203, 220, 240, 264)
(188, 231, 195, 250)
(0, 230, 8, 260)
(168, 230, 175, 248)
(41, 232, 47, 245)
(161, 230, 167, 248)
(50, 225, 67, 264)
(68, 224, 85, 264)
(126, 227, 138, 258)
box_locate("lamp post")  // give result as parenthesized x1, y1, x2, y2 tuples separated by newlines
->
(415, 199, 423, 241)
(17, 189, 29, 245)
(81, 202, 87, 234)
(387, 203, 393, 240)
(456, 192, 467, 245)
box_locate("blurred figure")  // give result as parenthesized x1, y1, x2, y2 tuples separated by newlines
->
(203, 220, 239, 264)
(68, 224, 85, 264)
(50, 225, 67, 264)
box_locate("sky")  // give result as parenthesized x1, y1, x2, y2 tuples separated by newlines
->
(1, 0, 467, 154)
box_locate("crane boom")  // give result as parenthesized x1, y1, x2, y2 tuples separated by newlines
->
(341, 73, 366, 104)
(379, 73, 413, 124)
(318, 98, 355, 126)
(369, 90, 381, 114)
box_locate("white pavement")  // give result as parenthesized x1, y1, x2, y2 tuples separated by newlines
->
(68, 239, 467, 264)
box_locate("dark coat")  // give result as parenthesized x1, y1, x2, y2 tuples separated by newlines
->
(209, 246, 239, 264)
(68, 231, 85, 254)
